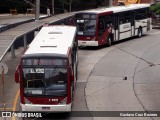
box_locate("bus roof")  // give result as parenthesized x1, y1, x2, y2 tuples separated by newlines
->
(77, 4, 150, 14)
(24, 25, 77, 57)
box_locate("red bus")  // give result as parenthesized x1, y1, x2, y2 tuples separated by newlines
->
(75, 4, 152, 46)
(15, 25, 78, 112)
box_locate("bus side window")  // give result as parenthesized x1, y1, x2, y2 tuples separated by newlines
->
(105, 21, 112, 28)
(98, 20, 105, 31)
(119, 13, 124, 24)
(125, 12, 130, 23)
(104, 15, 113, 28)
(135, 8, 148, 20)
(119, 12, 131, 24)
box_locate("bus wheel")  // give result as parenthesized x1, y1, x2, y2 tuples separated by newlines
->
(138, 27, 143, 37)
(107, 36, 112, 47)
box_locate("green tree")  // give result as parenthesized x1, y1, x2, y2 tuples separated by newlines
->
(58, 0, 80, 12)
(150, 3, 160, 14)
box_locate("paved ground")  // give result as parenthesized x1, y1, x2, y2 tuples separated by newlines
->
(85, 29, 160, 120)
(0, 14, 47, 27)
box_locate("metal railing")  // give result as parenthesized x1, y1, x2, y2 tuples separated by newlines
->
(0, 13, 75, 62)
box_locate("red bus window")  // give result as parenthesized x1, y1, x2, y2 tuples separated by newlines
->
(98, 20, 104, 30)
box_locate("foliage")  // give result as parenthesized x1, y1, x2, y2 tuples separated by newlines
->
(150, 3, 160, 14)
(58, 0, 80, 6)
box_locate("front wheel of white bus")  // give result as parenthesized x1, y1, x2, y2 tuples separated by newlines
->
(138, 27, 143, 38)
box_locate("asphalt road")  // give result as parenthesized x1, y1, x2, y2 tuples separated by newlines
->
(1, 29, 160, 120)
(85, 29, 160, 120)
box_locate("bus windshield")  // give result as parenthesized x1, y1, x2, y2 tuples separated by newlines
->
(22, 58, 68, 97)
(76, 19, 96, 36)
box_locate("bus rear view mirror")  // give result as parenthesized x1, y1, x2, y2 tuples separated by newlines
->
(15, 65, 20, 83)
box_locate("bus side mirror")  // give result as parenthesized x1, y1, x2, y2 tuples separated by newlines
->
(15, 65, 20, 83)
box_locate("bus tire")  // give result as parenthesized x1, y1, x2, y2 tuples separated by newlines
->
(138, 27, 143, 38)
(107, 35, 112, 47)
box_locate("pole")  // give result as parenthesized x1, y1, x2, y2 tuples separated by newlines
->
(35, 0, 40, 20)
(63, 0, 64, 12)
(109, 0, 113, 6)
(69, 0, 71, 12)
(52, 0, 54, 15)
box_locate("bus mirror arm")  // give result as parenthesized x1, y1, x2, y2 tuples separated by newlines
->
(15, 65, 20, 83)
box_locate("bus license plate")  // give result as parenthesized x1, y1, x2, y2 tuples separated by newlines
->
(42, 107, 50, 110)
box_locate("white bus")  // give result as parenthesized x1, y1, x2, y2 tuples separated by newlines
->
(15, 25, 78, 112)
(75, 4, 152, 46)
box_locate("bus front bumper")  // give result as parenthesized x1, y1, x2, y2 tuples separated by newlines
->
(20, 103, 71, 112)
(78, 40, 98, 46)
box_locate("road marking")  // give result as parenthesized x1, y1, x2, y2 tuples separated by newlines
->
(12, 89, 20, 120)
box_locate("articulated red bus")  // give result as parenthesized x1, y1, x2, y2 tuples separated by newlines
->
(15, 25, 78, 112)
(75, 4, 152, 46)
